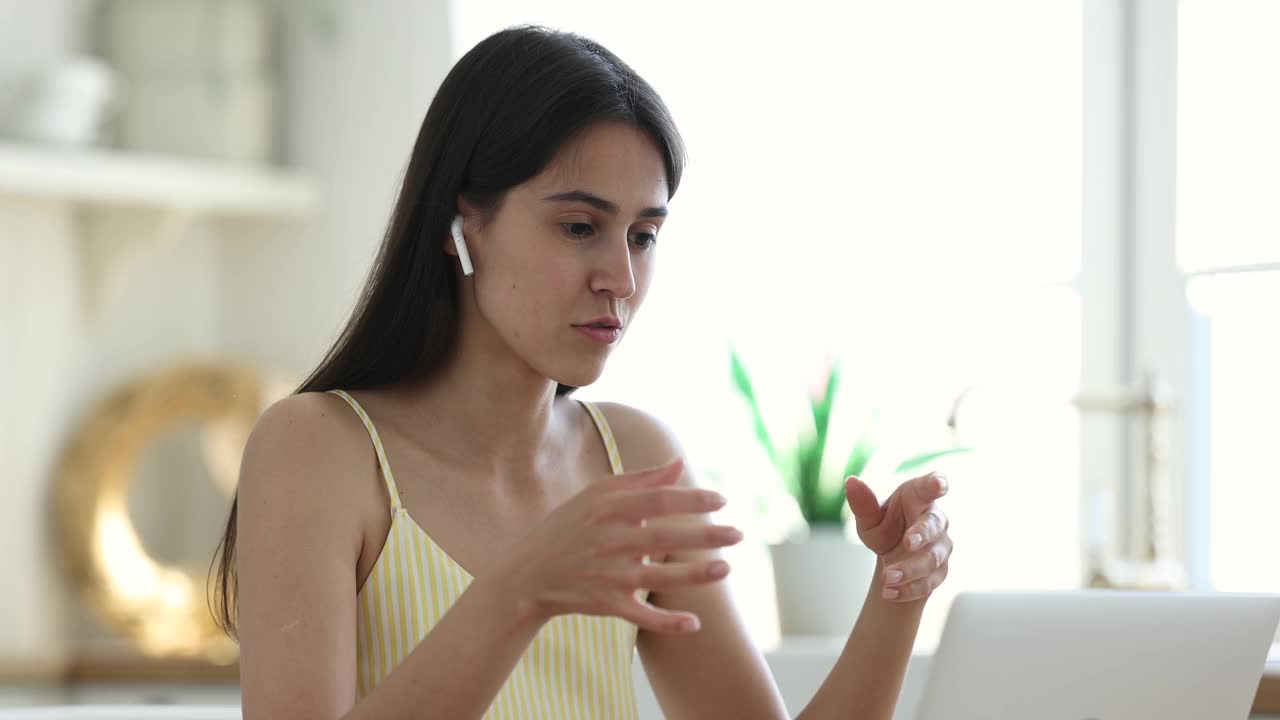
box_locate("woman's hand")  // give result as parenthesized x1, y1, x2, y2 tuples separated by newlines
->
(500, 458, 744, 633)
(845, 472, 952, 603)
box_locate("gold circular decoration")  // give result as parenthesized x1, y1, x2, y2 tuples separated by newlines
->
(53, 362, 273, 664)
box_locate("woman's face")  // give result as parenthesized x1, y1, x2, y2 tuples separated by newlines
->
(458, 121, 670, 389)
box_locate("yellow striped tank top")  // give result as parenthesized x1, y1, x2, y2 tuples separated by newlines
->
(328, 390, 642, 719)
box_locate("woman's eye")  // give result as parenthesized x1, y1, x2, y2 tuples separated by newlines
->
(630, 232, 658, 250)
(562, 222, 594, 238)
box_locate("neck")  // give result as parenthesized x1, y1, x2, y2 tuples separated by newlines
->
(394, 323, 569, 478)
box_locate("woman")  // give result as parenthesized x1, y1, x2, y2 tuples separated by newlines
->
(213, 25, 953, 720)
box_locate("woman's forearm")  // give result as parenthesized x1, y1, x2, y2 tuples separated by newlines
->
(341, 573, 545, 720)
(796, 559, 925, 720)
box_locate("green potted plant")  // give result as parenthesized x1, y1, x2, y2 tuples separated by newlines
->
(730, 347, 972, 635)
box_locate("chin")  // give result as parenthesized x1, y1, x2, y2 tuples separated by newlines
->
(555, 370, 604, 390)
(551, 359, 608, 389)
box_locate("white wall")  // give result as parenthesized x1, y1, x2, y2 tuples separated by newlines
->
(218, 0, 452, 373)
(0, 0, 454, 671)
(0, 0, 98, 672)
(0, 196, 80, 673)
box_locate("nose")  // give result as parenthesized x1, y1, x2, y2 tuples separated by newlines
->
(588, 232, 636, 300)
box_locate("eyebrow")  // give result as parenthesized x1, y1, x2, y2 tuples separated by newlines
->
(543, 190, 668, 219)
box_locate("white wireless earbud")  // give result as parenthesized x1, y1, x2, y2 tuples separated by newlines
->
(450, 215, 474, 276)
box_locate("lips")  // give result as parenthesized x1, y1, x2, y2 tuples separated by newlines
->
(575, 316, 623, 330)
(573, 317, 623, 345)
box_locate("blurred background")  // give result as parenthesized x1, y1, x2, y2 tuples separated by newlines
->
(1, 0, 1277, 713)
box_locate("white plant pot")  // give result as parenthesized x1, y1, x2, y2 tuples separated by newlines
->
(769, 527, 878, 637)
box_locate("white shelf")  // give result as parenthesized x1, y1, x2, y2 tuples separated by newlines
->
(0, 141, 317, 217)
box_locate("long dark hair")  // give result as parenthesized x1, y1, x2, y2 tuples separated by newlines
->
(210, 26, 686, 637)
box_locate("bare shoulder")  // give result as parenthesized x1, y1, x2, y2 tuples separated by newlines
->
(236, 391, 380, 716)
(248, 390, 361, 449)
(590, 401, 697, 487)
(240, 392, 369, 497)
(237, 391, 378, 547)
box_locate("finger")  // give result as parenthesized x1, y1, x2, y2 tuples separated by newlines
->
(633, 558, 734, 591)
(845, 475, 884, 532)
(903, 505, 949, 551)
(615, 524, 743, 555)
(883, 536, 953, 588)
(614, 598, 703, 634)
(883, 563, 949, 603)
(599, 457, 685, 491)
(906, 472, 949, 506)
(603, 486, 726, 523)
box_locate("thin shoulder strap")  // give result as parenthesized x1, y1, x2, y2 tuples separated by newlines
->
(328, 389, 402, 514)
(578, 400, 624, 475)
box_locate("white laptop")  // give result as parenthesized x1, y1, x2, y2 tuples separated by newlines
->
(915, 590, 1280, 720)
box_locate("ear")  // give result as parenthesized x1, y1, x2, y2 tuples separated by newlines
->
(444, 196, 481, 258)
(443, 218, 461, 258)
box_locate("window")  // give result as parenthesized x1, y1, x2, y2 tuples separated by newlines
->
(1177, 0, 1280, 593)
(451, 2, 1085, 650)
